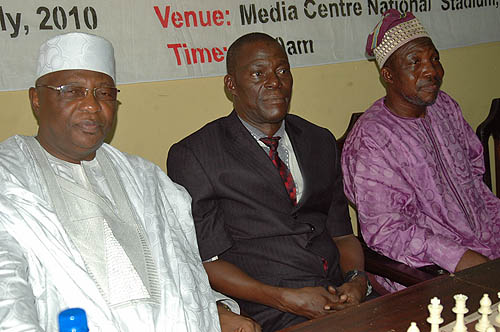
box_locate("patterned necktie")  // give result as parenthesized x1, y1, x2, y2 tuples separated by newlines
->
(260, 136, 297, 206)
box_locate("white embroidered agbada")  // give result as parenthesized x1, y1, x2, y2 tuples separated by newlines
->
(0, 135, 234, 332)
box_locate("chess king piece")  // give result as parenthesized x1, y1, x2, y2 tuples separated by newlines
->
(428, 297, 444, 332)
(453, 294, 469, 332)
(475, 293, 493, 332)
(407, 322, 421, 332)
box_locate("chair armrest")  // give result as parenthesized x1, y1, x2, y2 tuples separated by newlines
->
(362, 243, 437, 287)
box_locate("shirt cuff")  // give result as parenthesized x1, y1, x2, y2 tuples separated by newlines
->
(203, 255, 219, 263)
(213, 290, 240, 314)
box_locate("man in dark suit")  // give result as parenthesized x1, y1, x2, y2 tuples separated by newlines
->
(167, 32, 368, 332)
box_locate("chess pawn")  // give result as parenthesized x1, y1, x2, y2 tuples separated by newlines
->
(453, 294, 469, 332)
(407, 322, 420, 332)
(475, 293, 493, 332)
(427, 297, 444, 332)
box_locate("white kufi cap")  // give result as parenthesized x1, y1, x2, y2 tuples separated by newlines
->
(36, 32, 115, 82)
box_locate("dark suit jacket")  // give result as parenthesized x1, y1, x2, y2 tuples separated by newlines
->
(167, 111, 352, 331)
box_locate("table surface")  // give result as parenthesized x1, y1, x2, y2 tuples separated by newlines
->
(278, 258, 500, 332)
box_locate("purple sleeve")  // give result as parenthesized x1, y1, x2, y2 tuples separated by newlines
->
(450, 97, 486, 178)
(456, 99, 500, 223)
(342, 129, 468, 272)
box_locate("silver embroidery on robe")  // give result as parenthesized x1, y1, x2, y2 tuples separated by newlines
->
(25, 137, 160, 307)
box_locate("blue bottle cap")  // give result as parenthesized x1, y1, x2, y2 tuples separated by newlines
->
(58, 308, 89, 332)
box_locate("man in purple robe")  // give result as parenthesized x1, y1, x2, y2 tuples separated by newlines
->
(341, 10, 500, 293)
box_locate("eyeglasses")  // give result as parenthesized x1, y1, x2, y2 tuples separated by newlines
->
(36, 85, 120, 101)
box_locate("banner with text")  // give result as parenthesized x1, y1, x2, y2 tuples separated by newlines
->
(1, 0, 499, 91)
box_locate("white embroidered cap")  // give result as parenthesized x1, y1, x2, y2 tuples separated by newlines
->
(36, 32, 115, 82)
(366, 10, 430, 68)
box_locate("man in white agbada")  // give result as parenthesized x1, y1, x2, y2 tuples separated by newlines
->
(0, 32, 261, 332)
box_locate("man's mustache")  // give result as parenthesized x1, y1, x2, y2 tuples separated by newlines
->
(418, 77, 442, 89)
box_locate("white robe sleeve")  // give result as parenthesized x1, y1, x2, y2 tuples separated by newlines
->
(0, 224, 43, 332)
(150, 166, 241, 317)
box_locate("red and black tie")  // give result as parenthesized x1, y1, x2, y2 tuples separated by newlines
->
(260, 137, 297, 206)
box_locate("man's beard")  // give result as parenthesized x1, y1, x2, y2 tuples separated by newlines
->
(402, 78, 442, 107)
(402, 91, 439, 107)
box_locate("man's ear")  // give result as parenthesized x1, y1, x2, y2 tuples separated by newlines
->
(381, 67, 394, 85)
(29, 87, 41, 118)
(224, 74, 237, 96)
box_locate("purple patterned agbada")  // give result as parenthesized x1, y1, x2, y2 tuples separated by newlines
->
(342, 91, 500, 292)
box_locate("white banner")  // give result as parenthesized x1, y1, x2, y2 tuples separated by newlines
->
(1, 0, 499, 91)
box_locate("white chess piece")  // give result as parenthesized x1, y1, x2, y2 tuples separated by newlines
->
(475, 293, 493, 332)
(485, 327, 495, 332)
(408, 322, 421, 332)
(496, 292, 500, 325)
(453, 294, 469, 332)
(428, 297, 444, 332)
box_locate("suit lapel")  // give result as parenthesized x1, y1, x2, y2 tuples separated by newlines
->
(285, 116, 311, 207)
(222, 111, 295, 204)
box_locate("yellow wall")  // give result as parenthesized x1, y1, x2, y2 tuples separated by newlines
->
(1, 41, 498, 173)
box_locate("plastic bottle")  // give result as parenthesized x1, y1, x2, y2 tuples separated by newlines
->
(58, 308, 89, 332)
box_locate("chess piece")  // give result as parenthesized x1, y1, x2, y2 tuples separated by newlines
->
(408, 322, 420, 332)
(453, 294, 469, 332)
(485, 327, 495, 332)
(496, 292, 500, 325)
(475, 293, 493, 332)
(428, 297, 444, 332)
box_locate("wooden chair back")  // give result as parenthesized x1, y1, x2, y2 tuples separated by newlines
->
(337, 112, 364, 152)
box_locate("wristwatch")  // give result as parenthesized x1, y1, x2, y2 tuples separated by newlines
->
(344, 269, 373, 297)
